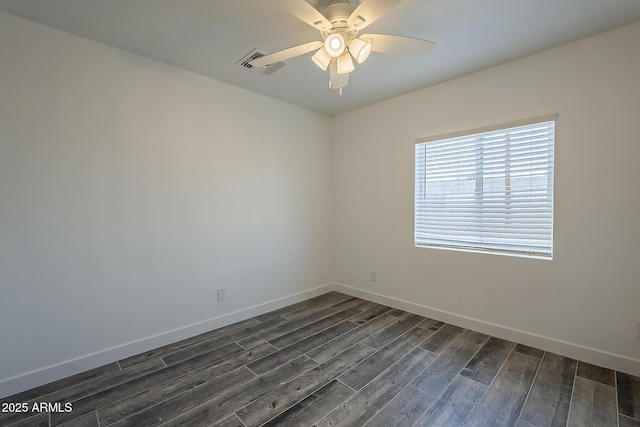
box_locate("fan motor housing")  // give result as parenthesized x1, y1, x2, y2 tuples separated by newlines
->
(322, 1, 356, 25)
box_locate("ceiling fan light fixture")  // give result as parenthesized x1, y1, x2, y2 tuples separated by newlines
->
(253, 0, 436, 93)
(324, 32, 346, 57)
(329, 58, 349, 90)
(337, 51, 355, 74)
(349, 38, 372, 64)
(311, 47, 332, 70)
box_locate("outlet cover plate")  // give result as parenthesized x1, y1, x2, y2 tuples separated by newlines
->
(217, 288, 226, 301)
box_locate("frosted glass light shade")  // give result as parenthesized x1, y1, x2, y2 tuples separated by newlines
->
(311, 47, 332, 70)
(337, 52, 355, 74)
(325, 33, 346, 57)
(349, 38, 372, 64)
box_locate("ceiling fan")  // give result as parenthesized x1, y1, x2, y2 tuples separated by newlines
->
(249, 0, 436, 94)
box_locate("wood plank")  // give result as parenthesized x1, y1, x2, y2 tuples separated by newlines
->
(274, 292, 356, 322)
(463, 350, 540, 427)
(517, 352, 576, 427)
(50, 358, 165, 404)
(0, 358, 164, 426)
(234, 344, 375, 427)
(620, 414, 640, 427)
(175, 343, 375, 427)
(411, 331, 488, 400)
(267, 308, 360, 349)
(277, 303, 336, 322)
(418, 318, 445, 332)
(4, 412, 49, 427)
(118, 318, 259, 368)
(0, 362, 119, 405)
(237, 307, 339, 349)
(419, 323, 466, 355)
(417, 375, 488, 426)
(339, 327, 433, 390)
(51, 342, 246, 424)
(329, 297, 368, 312)
(350, 300, 380, 313)
(460, 337, 515, 386)
(566, 376, 617, 427)
(306, 313, 398, 364)
(101, 366, 255, 427)
(210, 413, 245, 427)
(58, 411, 99, 427)
(514, 344, 544, 359)
(576, 361, 615, 386)
(254, 291, 353, 322)
(247, 320, 357, 375)
(261, 380, 354, 427)
(316, 347, 437, 427)
(253, 292, 350, 323)
(96, 343, 275, 426)
(363, 385, 431, 427)
(348, 304, 391, 325)
(617, 371, 640, 420)
(159, 316, 288, 366)
(361, 313, 426, 349)
(253, 294, 331, 322)
(110, 355, 316, 427)
(387, 309, 405, 317)
(318, 292, 357, 306)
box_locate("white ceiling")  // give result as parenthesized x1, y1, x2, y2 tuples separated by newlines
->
(2, 0, 640, 116)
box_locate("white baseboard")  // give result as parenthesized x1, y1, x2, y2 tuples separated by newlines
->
(333, 282, 640, 377)
(0, 283, 334, 399)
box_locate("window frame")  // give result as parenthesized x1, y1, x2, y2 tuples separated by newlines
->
(414, 114, 557, 260)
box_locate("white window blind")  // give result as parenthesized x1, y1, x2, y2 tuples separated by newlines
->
(415, 117, 555, 259)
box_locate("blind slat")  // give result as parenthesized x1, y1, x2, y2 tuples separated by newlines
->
(415, 119, 555, 259)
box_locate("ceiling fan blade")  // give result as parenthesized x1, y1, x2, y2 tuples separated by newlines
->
(249, 41, 323, 67)
(347, 0, 402, 31)
(274, 0, 332, 31)
(362, 34, 436, 56)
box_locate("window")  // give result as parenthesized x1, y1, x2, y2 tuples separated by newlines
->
(415, 116, 556, 259)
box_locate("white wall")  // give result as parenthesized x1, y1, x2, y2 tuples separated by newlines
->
(0, 12, 333, 396)
(2, 9, 639, 399)
(333, 21, 640, 374)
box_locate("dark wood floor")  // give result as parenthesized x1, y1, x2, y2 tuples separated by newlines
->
(2, 292, 639, 427)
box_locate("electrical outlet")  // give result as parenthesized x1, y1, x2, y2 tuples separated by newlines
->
(217, 288, 226, 301)
(370, 271, 377, 282)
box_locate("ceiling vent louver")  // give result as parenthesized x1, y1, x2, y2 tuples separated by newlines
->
(237, 49, 286, 76)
